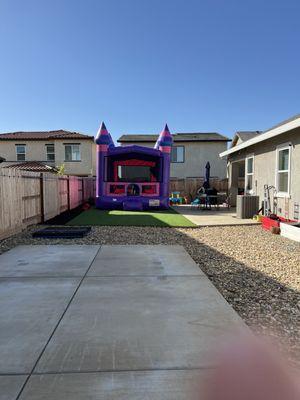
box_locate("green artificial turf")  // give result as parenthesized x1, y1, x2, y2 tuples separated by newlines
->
(67, 208, 195, 227)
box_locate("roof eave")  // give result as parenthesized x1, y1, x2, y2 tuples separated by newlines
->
(219, 116, 300, 158)
(0, 137, 93, 141)
(118, 139, 231, 143)
(173, 139, 231, 142)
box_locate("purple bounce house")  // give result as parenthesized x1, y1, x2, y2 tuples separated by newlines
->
(95, 123, 173, 211)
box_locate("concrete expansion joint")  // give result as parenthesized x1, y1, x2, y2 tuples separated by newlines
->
(30, 365, 217, 376)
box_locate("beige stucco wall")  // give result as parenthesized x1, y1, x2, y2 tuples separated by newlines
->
(227, 127, 300, 220)
(0, 141, 49, 162)
(0, 139, 96, 176)
(54, 140, 96, 176)
(120, 141, 228, 179)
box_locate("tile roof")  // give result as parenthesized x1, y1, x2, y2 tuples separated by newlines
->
(3, 161, 58, 173)
(0, 130, 93, 141)
(118, 132, 231, 143)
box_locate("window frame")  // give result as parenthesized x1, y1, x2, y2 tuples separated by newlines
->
(64, 143, 81, 162)
(245, 154, 254, 194)
(171, 146, 185, 163)
(15, 144, 26, 161)
(275, 143, 291, 198)
(45, 144, 55, 162)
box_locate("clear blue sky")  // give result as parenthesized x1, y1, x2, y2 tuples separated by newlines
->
(1, 0, 300, 142)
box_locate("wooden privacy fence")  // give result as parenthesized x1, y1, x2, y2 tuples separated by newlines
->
(0, 169, 96, 240)
(170, 177, 229, 202)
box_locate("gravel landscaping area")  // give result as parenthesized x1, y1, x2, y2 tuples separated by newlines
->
(1, 224, 299, 366)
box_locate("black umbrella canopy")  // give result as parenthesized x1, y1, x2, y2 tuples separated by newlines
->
(204, 162, 210, 189)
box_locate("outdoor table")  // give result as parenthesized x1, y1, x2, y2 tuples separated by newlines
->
(197, 194, 221, 210)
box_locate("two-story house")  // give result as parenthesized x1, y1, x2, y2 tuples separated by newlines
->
(0, 129, 231, 180)
(0, 130, 96, 176)
(118, 132, 230, 180)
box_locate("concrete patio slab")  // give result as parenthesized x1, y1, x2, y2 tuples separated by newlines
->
(20, 370, 207, 400)
(0, 245, 100, 277)
(35, 276, 244, 373)
(88, 245, 203, 276)
(173, 205, 259, 226)
(0, 278, 79, 373)
(0, 375, 27, 400)
(0, 244, 247, 399)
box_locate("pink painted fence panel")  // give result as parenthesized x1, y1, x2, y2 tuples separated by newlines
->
(0, 170, 95, 240)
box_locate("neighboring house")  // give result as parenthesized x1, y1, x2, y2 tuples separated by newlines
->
(220, 114, 300, 220)
(118, 132, 230, 180)
(0, 130, 96, 176)
(231, 131, 261, 148)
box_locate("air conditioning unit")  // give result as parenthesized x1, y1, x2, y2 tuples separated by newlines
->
(236, 195, 259, 219)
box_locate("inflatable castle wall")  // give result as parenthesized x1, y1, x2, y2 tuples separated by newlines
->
(95, 123, 173, 211)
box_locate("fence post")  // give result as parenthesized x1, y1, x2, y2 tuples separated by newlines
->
(82, 178, 85, 203)
(67, 176, 70, 211)
(39, 173, 45, 223)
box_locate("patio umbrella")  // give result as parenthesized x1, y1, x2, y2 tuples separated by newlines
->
(204, 161, 210, 189)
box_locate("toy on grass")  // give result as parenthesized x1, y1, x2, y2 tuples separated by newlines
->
(95, 122, 173, 211)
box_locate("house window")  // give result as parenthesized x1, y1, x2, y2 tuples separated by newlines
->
(64, 144, 81, 161)
(46, 144, 55, 162)
(171, 146, 185, 163)
(16, 144, 26, 161)
(245, 156, 254, 194)
(276, 145, 290, 195)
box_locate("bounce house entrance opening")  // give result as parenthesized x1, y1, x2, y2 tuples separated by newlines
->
(107, 154, 162, 183)
(106, 153, 162, 198)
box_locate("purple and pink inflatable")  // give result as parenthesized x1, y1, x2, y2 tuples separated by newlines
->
(95, 123, 173, 211)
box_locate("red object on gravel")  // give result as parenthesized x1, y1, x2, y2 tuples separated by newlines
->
(261, 216, 294, 231)
(262, 216, 281, 231)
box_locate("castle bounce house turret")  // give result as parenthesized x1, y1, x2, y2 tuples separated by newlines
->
(95, 123, 173, 211)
